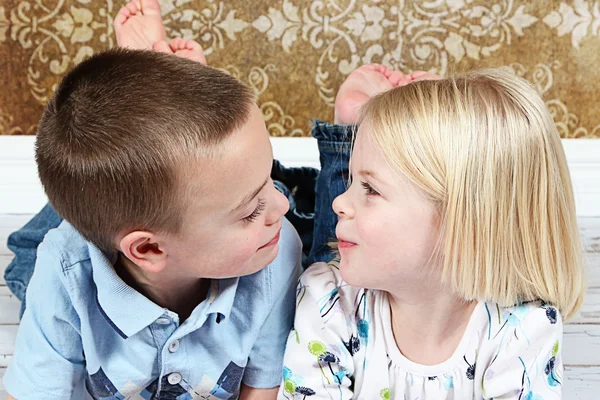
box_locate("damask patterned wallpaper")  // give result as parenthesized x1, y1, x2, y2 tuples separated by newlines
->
(1, 0, 599, 137)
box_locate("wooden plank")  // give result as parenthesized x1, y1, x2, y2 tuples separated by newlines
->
(0, 327, 17, 368)
(0, 255, 12, 287)
(581, 217, 600, 254)
(571, 287, 600, 325)
(586, 254, 600, 289)
(0, 355, 11, 369)
(0, 288, 20, 325)
(0, 367, 5, 399)
(564, 324, 600, 365)
(564, 366, 600, 399)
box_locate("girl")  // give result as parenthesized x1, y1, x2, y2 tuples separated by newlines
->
(280, 68, 586, 399)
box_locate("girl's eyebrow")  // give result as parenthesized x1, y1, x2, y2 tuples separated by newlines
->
(358, 169, 387, 185)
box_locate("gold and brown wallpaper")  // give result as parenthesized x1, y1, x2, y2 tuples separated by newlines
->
(1, 0, 599, 137)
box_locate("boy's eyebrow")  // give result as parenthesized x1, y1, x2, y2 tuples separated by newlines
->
(232, 177, 270, 214)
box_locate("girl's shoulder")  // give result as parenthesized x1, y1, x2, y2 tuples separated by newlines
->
(475, 301, 564, 397)
(298, 257, 376, 326)
(475, 300, 563, 371)
(481, 300, 563, 338)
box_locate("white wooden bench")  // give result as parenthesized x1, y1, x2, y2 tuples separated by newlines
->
(0, 214, 599, 398)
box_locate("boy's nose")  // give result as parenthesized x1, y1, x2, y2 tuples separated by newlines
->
(266, 184, 290, 225)
(332, 191, 354, 219)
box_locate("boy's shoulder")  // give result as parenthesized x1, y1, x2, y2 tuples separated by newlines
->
(37, 221, 97, 269)
(35, 220, 117, 306)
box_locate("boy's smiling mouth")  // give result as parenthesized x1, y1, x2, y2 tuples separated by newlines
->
(258, 226, 282, 250)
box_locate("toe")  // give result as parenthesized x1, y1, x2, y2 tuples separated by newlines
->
(387, 70, 406, 86)
(125, 1, 140, 15)
(114, 6, 130, 27)
(153, 40, 172, 54)
(141, 0, 162, 15)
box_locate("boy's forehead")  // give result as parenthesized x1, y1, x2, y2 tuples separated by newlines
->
(181, 106, 272, 211)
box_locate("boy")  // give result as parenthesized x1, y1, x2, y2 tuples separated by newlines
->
(3, 1, 302, 399)
(3, 1, 436, 398)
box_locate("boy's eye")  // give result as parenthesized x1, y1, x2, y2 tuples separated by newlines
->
(361, 181, 379, 196)
(243, 198, 266, 223)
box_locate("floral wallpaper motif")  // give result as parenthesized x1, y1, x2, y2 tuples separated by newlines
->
(1, 0, 599, 137)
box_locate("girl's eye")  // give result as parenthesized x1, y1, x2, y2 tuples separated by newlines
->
(361, 181, 379, 196)
(243, 198, 266, 223)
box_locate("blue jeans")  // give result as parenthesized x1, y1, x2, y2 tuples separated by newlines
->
(4, 121, 354, 315)
(308, 120, 354, 264)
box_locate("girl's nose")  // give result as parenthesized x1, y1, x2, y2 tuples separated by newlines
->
(332, 190, 354, 219)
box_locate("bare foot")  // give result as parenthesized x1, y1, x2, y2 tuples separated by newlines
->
(114, 0, 166, 50)
(334, 64, 397, 125)
(153, 37, 207, 65)
(334, 65, 440, 125)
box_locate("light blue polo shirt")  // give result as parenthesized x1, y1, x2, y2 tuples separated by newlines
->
(3, 217, 302, 399)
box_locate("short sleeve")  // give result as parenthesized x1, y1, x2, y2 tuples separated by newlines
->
(243, 218, 303, 388)
(3, 240, 87, 399)
(481, 303, 564, 399)
(277, 262, 356, 400)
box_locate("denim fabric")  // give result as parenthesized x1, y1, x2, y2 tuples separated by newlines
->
(271, 160, 318, 268)
(308, 120, 355, 265)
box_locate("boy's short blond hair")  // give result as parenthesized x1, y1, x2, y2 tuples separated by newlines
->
(362, 68, 586, 320)
(36, 49, 254, 252)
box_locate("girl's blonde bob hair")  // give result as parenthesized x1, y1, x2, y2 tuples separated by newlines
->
(361, 68, 586, 320)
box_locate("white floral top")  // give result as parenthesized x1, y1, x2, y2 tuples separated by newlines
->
(279, 260, 563, 400)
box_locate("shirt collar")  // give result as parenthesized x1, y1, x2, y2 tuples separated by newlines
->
(205, 277, 239, 321)
(88, 243, 240, 337)
(88, 244, 165, 339)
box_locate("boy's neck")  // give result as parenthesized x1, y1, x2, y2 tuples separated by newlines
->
(115, 253, 210, 322)
(387, 285, 477, 366)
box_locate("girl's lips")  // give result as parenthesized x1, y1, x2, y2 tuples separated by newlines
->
(338, 240, 357, 249)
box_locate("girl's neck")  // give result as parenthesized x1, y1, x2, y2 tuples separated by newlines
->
(387, 288, 477, 366)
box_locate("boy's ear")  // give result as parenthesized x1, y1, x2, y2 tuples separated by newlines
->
(118, 231, 168, 273)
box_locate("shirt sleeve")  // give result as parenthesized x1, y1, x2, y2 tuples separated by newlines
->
(3, 240, 87, 400)
(243, 218, 303, 388)
(277, 262, 356, 400)
(481, 303, 564, 399)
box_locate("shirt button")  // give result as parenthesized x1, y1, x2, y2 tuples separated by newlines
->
(168, 372, 182, 385)
(156, 318, 171, 325)
(168, 339, 180, 353)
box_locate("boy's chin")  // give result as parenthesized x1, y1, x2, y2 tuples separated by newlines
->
(245, 244, 280, 276)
